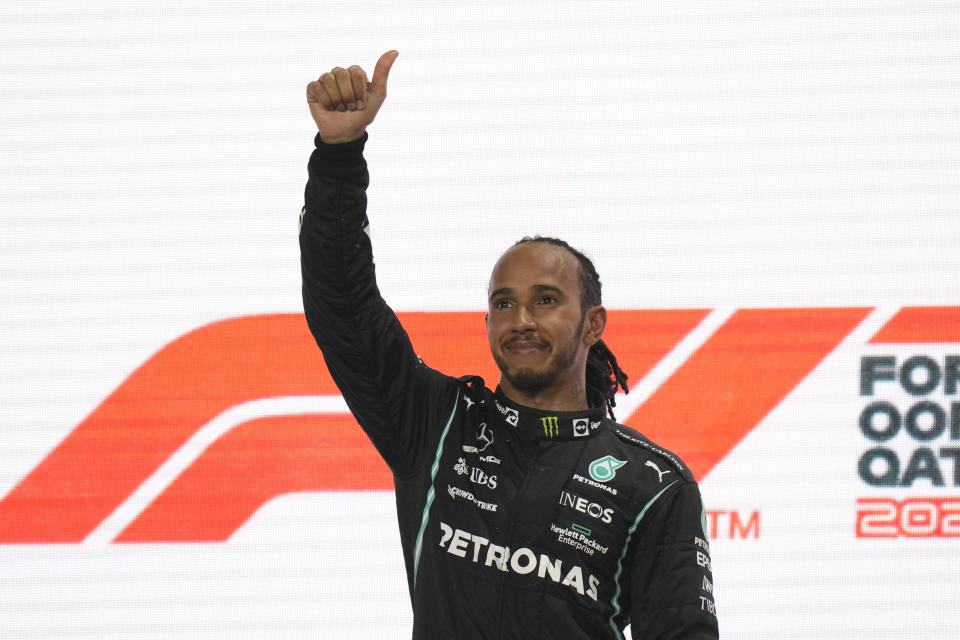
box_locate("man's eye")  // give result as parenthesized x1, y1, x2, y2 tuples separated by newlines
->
(494, 299, 511, 309)
(538, 296, 556, 304)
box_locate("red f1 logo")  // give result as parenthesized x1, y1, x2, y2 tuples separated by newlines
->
(0, 306, 956, 543)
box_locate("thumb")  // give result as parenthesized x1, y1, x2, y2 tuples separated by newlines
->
(370, 50, 399, 92)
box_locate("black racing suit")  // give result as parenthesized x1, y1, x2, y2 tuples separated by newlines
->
(300, 132, 719, 639)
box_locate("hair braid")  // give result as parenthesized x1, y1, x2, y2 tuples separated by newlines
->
(586, 339, 630, 421)
(513, 235, 630, 419)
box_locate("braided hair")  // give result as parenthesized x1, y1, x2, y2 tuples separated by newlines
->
(512, 236, 629, 420)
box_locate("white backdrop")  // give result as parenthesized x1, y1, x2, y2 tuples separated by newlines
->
(2, 1, 959, 637)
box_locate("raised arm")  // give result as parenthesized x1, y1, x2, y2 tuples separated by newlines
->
(299, 51, 456, 475)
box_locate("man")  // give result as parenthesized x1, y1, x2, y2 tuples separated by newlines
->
(300, 50, 719, 639)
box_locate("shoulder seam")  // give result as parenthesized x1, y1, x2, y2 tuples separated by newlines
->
(608, 424, 691, 477)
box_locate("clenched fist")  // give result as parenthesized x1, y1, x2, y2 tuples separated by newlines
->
(306, 50, 399, 144)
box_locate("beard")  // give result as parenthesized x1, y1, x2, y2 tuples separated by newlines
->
(492, 329, 581, 395)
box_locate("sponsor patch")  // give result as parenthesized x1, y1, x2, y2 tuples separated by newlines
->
(588, 455, 627, 483)
(446, 485, 498, 512)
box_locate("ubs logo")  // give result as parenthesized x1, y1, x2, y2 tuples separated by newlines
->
(454, 457, 498, 490)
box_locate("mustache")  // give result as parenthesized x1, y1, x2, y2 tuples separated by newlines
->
(505, 335, 548, 347)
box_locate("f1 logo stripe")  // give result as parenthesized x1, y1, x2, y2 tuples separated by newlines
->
(869, 306, 960, 343)
(625, 308, 873, 480)
(612, 308, 737, 421)
(89, 396, 392, 544)
(0, 314, 345, 543)
(0, 310, 702, 543)
(117, 410, 392, 543)
(2, 307, 956, 543)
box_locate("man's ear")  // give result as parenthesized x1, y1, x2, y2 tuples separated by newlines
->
(583, 306, 607, 346)
(484, 313, 488, 326)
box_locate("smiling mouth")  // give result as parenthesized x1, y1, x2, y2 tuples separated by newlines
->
(505, 339, 548, 355)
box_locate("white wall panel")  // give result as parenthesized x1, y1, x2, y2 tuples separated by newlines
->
(2, 1, 958, 637)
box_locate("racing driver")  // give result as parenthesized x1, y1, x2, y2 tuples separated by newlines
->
(300, 50, 720, 639)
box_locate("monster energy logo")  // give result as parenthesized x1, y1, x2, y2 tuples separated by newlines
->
(541, 416, 559, 437)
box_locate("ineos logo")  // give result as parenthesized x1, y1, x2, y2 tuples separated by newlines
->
(559, 490, 614, 524)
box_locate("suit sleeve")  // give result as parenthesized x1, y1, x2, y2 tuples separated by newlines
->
(299, 132, 457, 476)
(628, 480, 719, 639)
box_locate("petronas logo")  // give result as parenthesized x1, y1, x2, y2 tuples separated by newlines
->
(541, 416, 559, 438)
(588, 455, 627, 483)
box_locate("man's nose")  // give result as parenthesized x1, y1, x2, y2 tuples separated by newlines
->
(513, 304, 537, 330)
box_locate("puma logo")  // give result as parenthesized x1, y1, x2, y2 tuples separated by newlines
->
(645, 460, 671, 483)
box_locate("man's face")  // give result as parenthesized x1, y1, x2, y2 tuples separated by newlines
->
(486, 242, 593, 397)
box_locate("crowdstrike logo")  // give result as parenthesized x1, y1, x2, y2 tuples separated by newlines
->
(1, 306, 950, 544)
(446, 485, 498, 512)
(589, 456, 627, 483)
